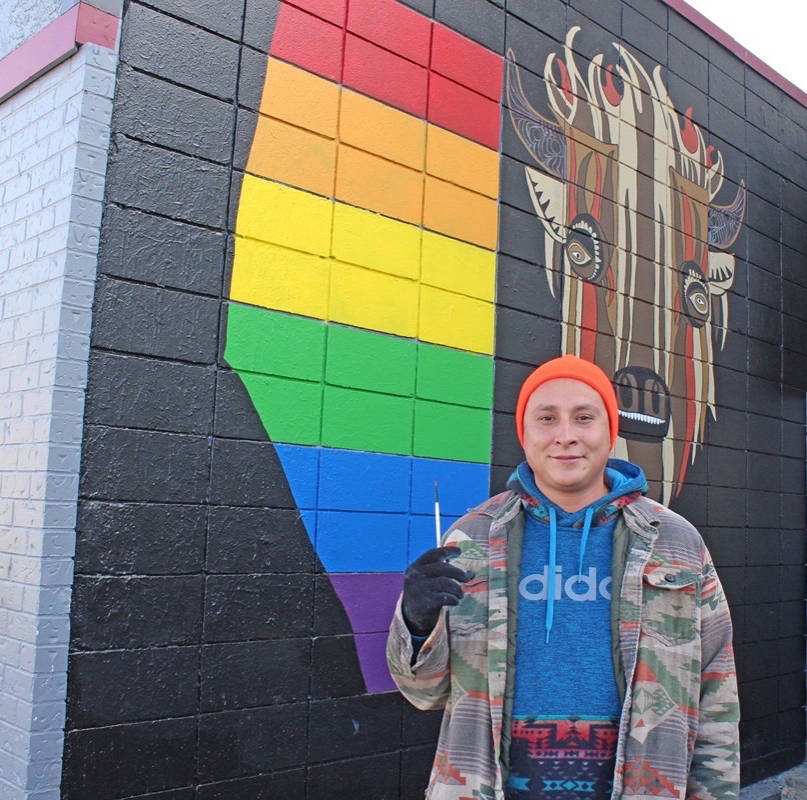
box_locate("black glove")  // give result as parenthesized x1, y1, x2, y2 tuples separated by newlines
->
(402, 546, 475, 635)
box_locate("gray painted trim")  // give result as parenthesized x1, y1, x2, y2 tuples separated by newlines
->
(60, 0, 124, 17)
(0, 40, 118, 799)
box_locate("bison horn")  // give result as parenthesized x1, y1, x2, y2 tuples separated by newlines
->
(708, 180, 746, 249)
(506, 50, 566, 180)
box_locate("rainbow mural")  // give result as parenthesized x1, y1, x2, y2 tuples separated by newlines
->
(225, 0, 503, 691)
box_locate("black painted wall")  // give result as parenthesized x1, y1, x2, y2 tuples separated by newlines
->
(63, 0, 807, 797)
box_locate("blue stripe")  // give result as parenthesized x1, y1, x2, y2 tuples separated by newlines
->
(274, 444, 490, 572)
(317, 511, 409, 571)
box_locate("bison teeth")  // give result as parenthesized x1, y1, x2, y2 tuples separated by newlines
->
(618, 410, 666, 425)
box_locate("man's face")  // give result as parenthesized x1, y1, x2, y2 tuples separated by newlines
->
(522, 378, 612, 510)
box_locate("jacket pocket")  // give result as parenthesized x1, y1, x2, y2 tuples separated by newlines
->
(640, 566, 700, 646)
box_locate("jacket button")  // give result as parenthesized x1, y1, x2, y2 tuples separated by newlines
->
(664, 574, 676, 582)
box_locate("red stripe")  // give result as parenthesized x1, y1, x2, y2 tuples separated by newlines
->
(428, 73, 501, 149)
(344, 33, 429, 118)
(270, 0, 503, 148)
(270, 3, 344, 82)
(347, 0, 431, 66)
(283, 0, 347, 25)
(431, 23, 503, 101)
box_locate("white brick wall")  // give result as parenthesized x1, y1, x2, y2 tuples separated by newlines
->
(0, 41, 117, 799)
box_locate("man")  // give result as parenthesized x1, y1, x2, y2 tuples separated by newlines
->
(387, 355, 739, 800)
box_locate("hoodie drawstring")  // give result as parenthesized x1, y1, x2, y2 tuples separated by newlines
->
(546, 505, 594, 643)
(545, 507, 557, 644)
(577, 507, 594, 586)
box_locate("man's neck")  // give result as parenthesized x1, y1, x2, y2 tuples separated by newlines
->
(534, 478, 610, 514)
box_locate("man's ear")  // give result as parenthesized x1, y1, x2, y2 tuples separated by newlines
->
(525, 166, 567, 243)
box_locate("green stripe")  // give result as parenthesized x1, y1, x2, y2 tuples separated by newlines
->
(225, 304, 492, 460)
(326, 323, 416, 396)
(238, 372, 322, 445)
(224, 302, 324, 381)
(414, 400, 492, 462)
(322, 386, 414, 454)
(417, 341, 493, 408)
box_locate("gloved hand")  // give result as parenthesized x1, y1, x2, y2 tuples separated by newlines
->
(402, 546, 475, 635)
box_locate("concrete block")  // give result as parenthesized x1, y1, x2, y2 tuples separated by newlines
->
(113, 66, 234, 163)
(106, 136, 229, 227)
(120, 4, 239, 100)
(84, 351, 215, 434)
(91, 277, 219, 363)
(80, 426, 210, 503)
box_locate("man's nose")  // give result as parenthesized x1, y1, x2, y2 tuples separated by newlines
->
(554, 417, 577, 443)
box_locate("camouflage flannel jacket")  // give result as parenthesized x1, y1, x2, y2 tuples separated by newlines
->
(387, 491, 740, 800)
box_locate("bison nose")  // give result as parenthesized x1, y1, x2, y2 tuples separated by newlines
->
(613, 367, 671, 442)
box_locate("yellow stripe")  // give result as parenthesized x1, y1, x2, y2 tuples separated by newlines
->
(229, 237, 330, 319)
(421, 229, 495, 302)
(420, 285, 494, 354)
(330, 261, 419, 338)
(233, 176, 495, 353)
(236, 175, 332, 256)
(332, 202, 421, 280)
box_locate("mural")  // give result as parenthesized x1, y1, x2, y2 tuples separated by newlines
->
(507, 27, 746, 503)
(225, 4, 746, 691)
(225, 0, 502, 692)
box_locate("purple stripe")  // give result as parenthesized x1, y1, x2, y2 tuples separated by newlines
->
(354, 632, 397, 692)
(329, 572, 404, 632)
(329, 573, 404, 693)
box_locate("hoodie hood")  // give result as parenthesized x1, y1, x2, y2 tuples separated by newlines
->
(507, 458, 647, 643)
(507, 458, 647, 528)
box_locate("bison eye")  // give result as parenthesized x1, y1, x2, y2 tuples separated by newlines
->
(565, 214, 606, 282)
(680, 262, 710, 327)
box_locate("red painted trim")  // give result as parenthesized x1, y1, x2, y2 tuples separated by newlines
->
(663, 0, 807, 108)
(0, 2, 118, 103)
(76, 3, 119, 49)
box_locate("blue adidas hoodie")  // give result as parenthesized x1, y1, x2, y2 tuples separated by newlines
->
(505, 458, 647, 800)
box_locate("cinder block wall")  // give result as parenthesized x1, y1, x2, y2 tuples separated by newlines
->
(57, 0, 807, 797)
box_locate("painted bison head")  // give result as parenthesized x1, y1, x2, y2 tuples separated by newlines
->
(507, 27, 745, 502)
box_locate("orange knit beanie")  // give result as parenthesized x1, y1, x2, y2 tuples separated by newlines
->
(515, 355, 619, 448)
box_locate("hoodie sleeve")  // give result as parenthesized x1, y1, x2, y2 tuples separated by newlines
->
(686, 552, 740, 800)
(386, 595, 451, 710)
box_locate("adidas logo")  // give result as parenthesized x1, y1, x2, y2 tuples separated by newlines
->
(519, 566, 612, 602)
